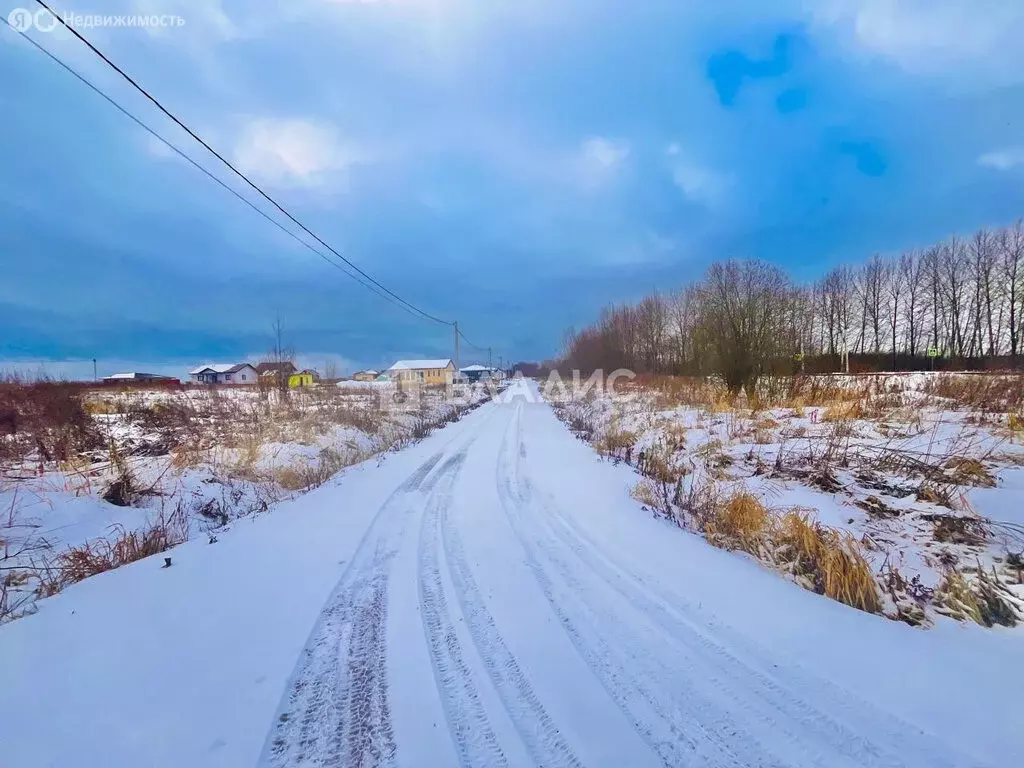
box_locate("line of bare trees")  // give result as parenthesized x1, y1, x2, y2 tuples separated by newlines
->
(562, 219, 1024, 391)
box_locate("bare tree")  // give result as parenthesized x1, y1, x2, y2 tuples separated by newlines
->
(700, 260, 791, 393)
(863, 254, 887, 353)
(268, 313, 296, 392)
(886, 255, 905, 368)
(562, 217, 1024, 378)
(941, 238, 970, 357)
(899, 250, 925, 355)
(1001, 220, 1024, 360)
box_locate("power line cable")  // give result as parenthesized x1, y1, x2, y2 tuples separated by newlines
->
(0, 15, 437, 325)
(457, 327, 489, 355)
(30, 0, 452, 327)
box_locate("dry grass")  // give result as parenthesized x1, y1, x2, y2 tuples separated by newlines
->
(38, 506, 189, 596)
(684, 487, 881, 614)
(822, 400, 863, 422)
(637, 442, 688, 484)
(630, 479, 663, 511)
(703, 492, 768, 555)
(272, 447, 366, 492)
(943, 457, 996, 488)
(770, 510, 881, 614)
(0, 377, 100, 465)
(934, 566, 1022, 627)
(923, 373, 1024, 412)
(596, 422, 638, 461)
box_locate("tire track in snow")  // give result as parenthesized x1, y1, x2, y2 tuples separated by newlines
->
(531, 482, 977, 768)
(417, 450, 510, 768)
(519, 399, 986, 768)
(258, 451, 444, 768)
(495, 403, 763, 768)
(437, 457, 584, 768)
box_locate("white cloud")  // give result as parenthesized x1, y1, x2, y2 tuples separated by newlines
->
(665, 143, 732, 207)
(577, 137, 630, 190)
(810, 0, 1024, 81)
(978, 147, 1024, 171)
(234, 118, 364, 188)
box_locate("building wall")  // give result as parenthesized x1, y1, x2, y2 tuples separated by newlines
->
(210, 365, 258, 384)
(395, 365, 454, 385)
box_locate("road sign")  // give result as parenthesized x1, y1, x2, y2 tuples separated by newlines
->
(927, 347, 939, 358)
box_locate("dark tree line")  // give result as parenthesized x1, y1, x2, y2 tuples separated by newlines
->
(561, 219, 1024, 392)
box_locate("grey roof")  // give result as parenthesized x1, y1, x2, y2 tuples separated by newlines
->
(189, 363, 254, 375)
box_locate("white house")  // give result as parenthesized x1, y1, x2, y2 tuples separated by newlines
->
(188, 363, 259, 385)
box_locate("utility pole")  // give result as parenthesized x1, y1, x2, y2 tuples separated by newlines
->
(499, 355, 503, 376)
(93, 358, 97, 382)
(488, 346, 492, 372)
(453, 321, 460, 383)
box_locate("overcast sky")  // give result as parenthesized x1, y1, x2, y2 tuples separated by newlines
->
(3, 0, 1024, 378)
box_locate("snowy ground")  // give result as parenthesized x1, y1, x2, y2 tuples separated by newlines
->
(0, 379, 1021, 768)
(549, 373, 1024, 628)
(1, 381, 493, 620)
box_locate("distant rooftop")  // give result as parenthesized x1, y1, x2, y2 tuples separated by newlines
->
(388, 359, 453, 371)
(104, 372, 173, 380)
(189, 363, 251, 375)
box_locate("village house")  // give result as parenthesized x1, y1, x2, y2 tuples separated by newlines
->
(387, 359, 456, 386)
(254, 360, 296, 385)
(188, 363, 258, 385)
(288, 370, 320, 388)
(459, 364, 498, 383)
(102, 372, 179, 384)
(352, 370, 379, 382)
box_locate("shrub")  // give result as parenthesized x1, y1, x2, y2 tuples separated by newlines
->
(0, 378, 99, 464)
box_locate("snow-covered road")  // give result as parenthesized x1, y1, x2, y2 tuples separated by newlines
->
(1, 381, 1022, 767)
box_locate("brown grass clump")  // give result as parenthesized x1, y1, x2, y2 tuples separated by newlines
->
(935, 570, 983, 624)
(662, 421, 689, 452)
(637, 443, 688, 484)
(682, 487, 881, 614)
(935, 567, 1021, 627)
(771, 510, 881, 614)
(596, 422, 638, 461)
(822, 400, 863, 422)
(704, 492, 768, 555)
(943, 457, 996, 488)
(630, 479, 662, 510)
(273, 447, 365, 493)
